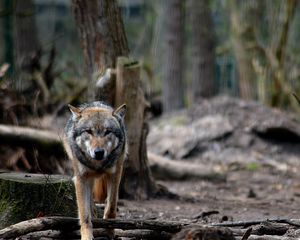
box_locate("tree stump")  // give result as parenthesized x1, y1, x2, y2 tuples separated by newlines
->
(115, 57, 167, 199)
(0, 172, 77, 228)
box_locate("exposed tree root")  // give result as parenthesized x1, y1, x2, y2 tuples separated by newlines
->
(1, 216, 300, 240)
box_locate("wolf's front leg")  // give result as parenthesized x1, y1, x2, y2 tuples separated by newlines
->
(104, 162, 123, 219)
(75, 176, 94, 240)
(103, 160, 124, 238)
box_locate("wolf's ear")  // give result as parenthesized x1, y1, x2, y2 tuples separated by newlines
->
(113, 104, 126, 119)
(68, 104, 81, 119)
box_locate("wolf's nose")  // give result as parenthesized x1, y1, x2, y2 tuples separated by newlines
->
(94, 148, 105, 160)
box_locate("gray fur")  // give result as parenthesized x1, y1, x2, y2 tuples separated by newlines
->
(65, 101, 127, 172)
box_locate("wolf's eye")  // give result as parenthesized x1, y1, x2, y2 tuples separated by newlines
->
(104, 129, 112, 136)
(83, 129, 93, 135)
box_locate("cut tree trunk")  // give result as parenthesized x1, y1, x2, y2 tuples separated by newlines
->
(0, 173, 76, 229)
(72, 0, 129, 102)
(115, 57, 167, 199)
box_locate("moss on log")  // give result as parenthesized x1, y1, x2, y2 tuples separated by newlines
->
(0, 173, 77, 228)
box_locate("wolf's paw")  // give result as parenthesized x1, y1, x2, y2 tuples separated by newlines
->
(81, 236, 94, 240)
(81, 237, 94, 240)
(80, 229, 94, 240)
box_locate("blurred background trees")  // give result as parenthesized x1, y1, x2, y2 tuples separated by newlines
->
(189, 0, 216, 103)
(228, 0, 299, 108)
(0, 0, 299, 119)
(162, 0, 185, 112)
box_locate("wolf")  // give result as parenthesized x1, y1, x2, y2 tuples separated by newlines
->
(63, 101, 127, 240)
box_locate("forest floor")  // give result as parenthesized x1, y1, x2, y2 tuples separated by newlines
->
(1, 96, 300, 229)
(119, 169, 300, 224)
(119, 96, 300, 225)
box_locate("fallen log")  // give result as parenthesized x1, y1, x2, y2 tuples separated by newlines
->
(148, 152, 226, 181)
(171, 225, 235, 240)
(251, 221, 290, 236)
(229, 222, 293, 238)
(19, 229, 172, 240)
(0, 216, 186, 239)
(0, 217, 78, 239)
(212, 218, 300, 228)
(0, 124, 64, 156)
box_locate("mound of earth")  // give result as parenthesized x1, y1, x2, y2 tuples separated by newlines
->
(147, 96, 300, 172)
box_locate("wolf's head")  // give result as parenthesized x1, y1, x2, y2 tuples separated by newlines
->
(66, 102, 126, 171)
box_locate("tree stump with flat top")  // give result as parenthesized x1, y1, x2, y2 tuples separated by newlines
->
(0, 172, 77, 228)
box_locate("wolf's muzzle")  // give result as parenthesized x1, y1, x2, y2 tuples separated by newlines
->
(94, 148, 105, 160)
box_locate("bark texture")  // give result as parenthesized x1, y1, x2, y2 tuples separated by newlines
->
(163, 0, 185, 112)
(13, 0, 40, 96)
(115, 57, 163, 199)
(72, 0, 129, 101)
(3, 0, 14, 75)
(229, 0, 257, 100)
(0, 173, 76, 229)
(13, 0, 40, 85)
(189, 0, 216, 101)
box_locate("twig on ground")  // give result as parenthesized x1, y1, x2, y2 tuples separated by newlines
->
(212, 218, 299, 228)
(241, 227, 252, 240)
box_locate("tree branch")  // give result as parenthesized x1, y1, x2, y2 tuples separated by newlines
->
(0, 216, 185, 239)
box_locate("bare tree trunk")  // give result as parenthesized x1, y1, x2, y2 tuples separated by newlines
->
(13, 0, 40, 87)
(115, 57, 165, 199)
(3, 0, 14, 75)
(270, 0, 298, 107)
(189, 0, 216, 102)
(162, 0, 185, 112)
(0, 1, 4, 64)
(229, 0, 298, 107)
(229, 0, 257, 100)
(72, 0, 129, 102)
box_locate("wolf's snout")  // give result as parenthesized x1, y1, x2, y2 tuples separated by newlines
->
(94, 148, 105, 160)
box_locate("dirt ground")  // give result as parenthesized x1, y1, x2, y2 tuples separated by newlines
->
(119, 168, 300, 224)
(119, 96, 300, 225)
